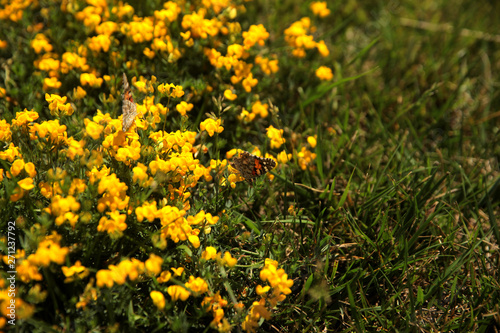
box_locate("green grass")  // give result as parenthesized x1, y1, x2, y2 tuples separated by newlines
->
(1, 0, 499, 332)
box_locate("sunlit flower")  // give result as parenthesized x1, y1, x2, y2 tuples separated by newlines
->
(84, 119, 104, 140)
(30, 34, 53, 53)
(88, 34, 111, 52)
(145, 254, 163, 276)
(12, 109, 39, 127)
(80, 73, 103, 87)
(200, 118, 224, 137)
(307, 136, 317, 148)
(202, 246, 218, 260)
(43, 77, 62, 90)
(242, 24, 269, 50)
(315, 66, 333, 80)
(223, 89, 237, 100)
(310, 1, 331, 17)
(266, 125, 286, 149)
(150, 291, 166, 310)
(185, 276, 209, 295)
(167, 285, 190, 301)
(175, 101, 194, 116)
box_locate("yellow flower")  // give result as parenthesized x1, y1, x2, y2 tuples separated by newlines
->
(222, 252, 237, 268)
(157, 270, 172, 283)
(242, 73, 258, 92)
(266, 125, 286, 149)
(185, 276, 209, 295)
(188, 234, 200, 248)
(18, 178, 35, 190)
(96, 269, 114, 288)
(30, 120, 68, 144)
(171, 267, 184, 276)
(255, 56, 279, 75)
(97, 211, 127, 238)
(36, 57, 60, 72)
(223, 89, 237, 100)
(96, 21, 118, 35)
(62, 261, 89, 282)
(0, 119, 11, 141)
(167, 285, 190, 301)
(84, 119, 104, 140)
(43, 77, 62, 90)
(202, 246, 218, 260)
(88, 34, 111, 52)
(150, 291, 166, 310)
(310, 1, 331, 18)
(175, 101, 194, 116)
(66, 138, 86, 161)
(135, 201, 158, 222)
(256, 285, 270, 295)
(316, 40, 330, 57)
(47, 195, 81, 227)
(242, 24, 269, 50)
(145, 254, 163, 276)
(200, 118, 224, 137)
(61, 52, 89, 73)
(30, 34, 53, 53)
(315, 66, 333, 80)
(10, 158, 25, 176)
(307, 136, 317, 148)
(24, 162, 36, 178)
(0, 143, 22, 162)
(80, 73, 103, 87)
(73, 86, 87, 99)
(28, 235, 69, 267)
(277, 151, 291, 163)
(251, 101, 269, 118)
(12, 109, 39, 127)
(297, 146, 317, 171)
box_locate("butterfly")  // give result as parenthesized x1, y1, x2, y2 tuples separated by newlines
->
(230, 151, 276, 183)
(122, 73, 138, 132)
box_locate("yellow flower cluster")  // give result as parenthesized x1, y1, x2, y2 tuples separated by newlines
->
(0, 119, 12, 141)
(200, 118, 224, 137)
(29, 120, 68, 145)
(30, 34, 53, 54)
(0, 0, 31, 22)
(201, 246, 237, 267)
(158, 83, 185, 98)
(242, 259, 293, 332)
(310, 1, 331, 18)
(238, 100, 269, 122)
(297, 146, 317, 171)
(203, 291, 230, 331)
(45, 94, 74, 116)
(284, 17, 330, 58)
(45, 195, 81, 227)
(205, 24, 271, 92)
(255, 56, 279, 75)
(96, 258, 145, 288)
(266, 125, 286, 149)
(17, 233, 69, 283)
(315, 66, 333, 81)
(62, 261, 89, 283)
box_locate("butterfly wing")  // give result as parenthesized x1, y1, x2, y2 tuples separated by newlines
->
(122, 73, 137, 132)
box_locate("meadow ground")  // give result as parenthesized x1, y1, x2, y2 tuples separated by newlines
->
(0, 0, 499, 332)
